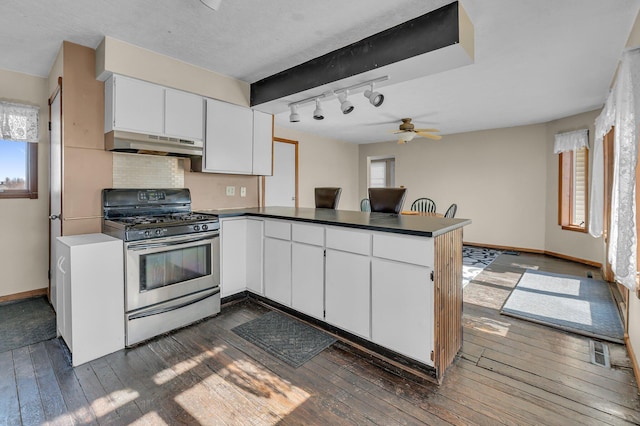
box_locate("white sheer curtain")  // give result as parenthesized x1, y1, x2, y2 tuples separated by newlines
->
(0, 101, 39, 143)
(590, 49, 640, 290)
(553, 129, 588, 154)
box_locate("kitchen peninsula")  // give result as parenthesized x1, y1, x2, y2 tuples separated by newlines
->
(209, 207, 471, 382)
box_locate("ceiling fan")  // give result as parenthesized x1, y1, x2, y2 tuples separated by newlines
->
(391, 118, 442, 144)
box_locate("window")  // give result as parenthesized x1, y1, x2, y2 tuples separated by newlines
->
(556, 129, 588, 232)
(369, 157, 395, 188)
(0, 102, 39, 199)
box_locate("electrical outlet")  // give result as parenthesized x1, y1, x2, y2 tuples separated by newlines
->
(226, 186, 235, 196)
(240, 187, 247, 197)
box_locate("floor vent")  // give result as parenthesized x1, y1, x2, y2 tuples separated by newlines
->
(589, 340, 611, 368)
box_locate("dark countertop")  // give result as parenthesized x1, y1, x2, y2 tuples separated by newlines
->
(198, 207, 471, 237)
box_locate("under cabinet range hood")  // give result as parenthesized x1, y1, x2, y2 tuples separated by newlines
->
(105, 130, 203, 157)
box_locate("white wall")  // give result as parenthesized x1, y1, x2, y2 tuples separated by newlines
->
(0, 69, 50, 298)
(274, 126, 359, 211)
(359, 124, 549, 250)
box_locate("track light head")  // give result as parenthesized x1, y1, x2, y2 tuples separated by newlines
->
(289, 104, 300, 123)
(313, 99, 324, 120)
(337, 91, 354, 115)
(364, 84, 384, 107)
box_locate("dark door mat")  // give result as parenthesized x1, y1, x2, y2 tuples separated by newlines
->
(0, 296, 56, 353)
(232, 311, 336, 368)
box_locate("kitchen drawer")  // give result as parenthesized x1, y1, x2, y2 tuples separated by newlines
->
(326, 226, 370, 255)
(292, 223, 324, 246)
(264, 220, 291, 240)
(372, 233, 434, 267)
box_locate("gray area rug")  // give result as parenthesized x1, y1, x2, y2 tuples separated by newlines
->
(232, 311, 336, 368)
(0, 296, 56, 353)
(501, 270, 624, 343)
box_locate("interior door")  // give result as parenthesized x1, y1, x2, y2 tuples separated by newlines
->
(49, 79, 62, 311)
(263, 138, 297, 207)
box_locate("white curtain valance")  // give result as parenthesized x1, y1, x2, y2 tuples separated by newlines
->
(0, 101, 39, 143)
(553, 129, 589, 154)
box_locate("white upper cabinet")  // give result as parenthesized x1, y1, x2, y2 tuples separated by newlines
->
(164, 88, 204, 141)
(252, 110, 273, 175)
(198, 98, 273, 175)
(106, 75, 164, 135)
(203, 98, 253, 174)
(105, 74, 204, 142)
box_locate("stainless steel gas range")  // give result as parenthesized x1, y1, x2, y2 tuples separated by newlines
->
(102, 188, 221, 347)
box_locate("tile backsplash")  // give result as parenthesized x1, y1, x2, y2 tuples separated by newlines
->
(113, 153, 185, 188)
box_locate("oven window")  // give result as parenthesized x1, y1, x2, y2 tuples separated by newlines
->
(139, 244, 211, 291)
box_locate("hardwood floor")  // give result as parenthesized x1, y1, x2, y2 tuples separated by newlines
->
(2, 252, 639, 425)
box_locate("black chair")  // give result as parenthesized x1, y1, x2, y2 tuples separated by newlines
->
(315, 187, 342, 209)
(368, 188, 407, 214)
(444, 203, 457, 218)
(410, 198, 437, 213)
(360, 198, 371, 212)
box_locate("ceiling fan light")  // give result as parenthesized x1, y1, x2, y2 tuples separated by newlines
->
(364, 84, 384, 107)
(289, 104, 300, 123)
(337, 91, 354, 114)
(313, 99, 324, 120)
(397, 132, 416, 143)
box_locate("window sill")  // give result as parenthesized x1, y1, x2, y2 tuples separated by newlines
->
(0, 191, 38, 199)
(561, 224, 587, 233)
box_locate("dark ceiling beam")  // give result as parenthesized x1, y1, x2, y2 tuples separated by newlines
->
(251, 1, 464, 107)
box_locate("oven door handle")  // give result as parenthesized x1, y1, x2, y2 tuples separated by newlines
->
(127, 234, 218, 251)
(128, 287, 220, 321)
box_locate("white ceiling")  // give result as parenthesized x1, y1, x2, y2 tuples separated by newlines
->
(1, 0, 639, 143)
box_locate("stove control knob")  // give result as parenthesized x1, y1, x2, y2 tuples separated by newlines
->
(144, 230, 151, 237)
(202, 224, 208, 231)
(155, 229, 162, 236)
(194, 225, 200, 231)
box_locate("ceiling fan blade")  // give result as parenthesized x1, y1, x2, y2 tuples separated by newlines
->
(416, 131, 442, 140)
(414, 128, 440, 133)
(391, 130, 411, 134)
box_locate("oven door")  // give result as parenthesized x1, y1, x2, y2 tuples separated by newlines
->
(125, 231, 220, 312)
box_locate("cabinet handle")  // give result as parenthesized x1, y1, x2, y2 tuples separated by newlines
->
(57, 256, 66, 274)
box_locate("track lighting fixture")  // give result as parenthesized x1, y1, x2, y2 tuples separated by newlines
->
(337, 90, 354, 114)
(289, 104, 300, 123)
(364, 83, 384, 107)
(313, 99, 325, 120)
(287, 76, 388, 122)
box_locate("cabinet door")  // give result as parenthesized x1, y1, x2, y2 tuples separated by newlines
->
(220, 218, 247, 297)
(204, 98, 253, 174)
(165, 89, 204, 141)
(246, 219, 264, 295)
(371, 258, 433, 365)
(325, 249, 370, 338)
(291, 243, 324, 319)
(264, 237, 291, 306)
(112, 75, 164, 134)
(252, 110, 273, 175)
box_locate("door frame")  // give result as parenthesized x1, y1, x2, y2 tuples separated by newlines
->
(48, 77, 63, 304)
(262, 137, 299, 207)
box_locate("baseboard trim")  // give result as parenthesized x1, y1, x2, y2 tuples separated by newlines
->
(0, 288, 48, 304)
(463, 242, 602, 268)
(624, 333, 640, 394)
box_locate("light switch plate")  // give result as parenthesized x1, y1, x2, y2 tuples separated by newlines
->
(226, 186, 235, 196)
(240, 187, 246, 197)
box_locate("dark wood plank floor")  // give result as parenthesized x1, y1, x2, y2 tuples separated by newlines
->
(2, 252, 640, 425)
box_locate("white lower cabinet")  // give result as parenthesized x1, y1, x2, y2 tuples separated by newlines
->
(56, 233, 124, 367)
(246, 219, 264, 295)
(220, 218, 247, 298)
(291, 243, 325, 319)
(325, 249, 371, 339)
(371, 258, 434, 365)
(264, 237, 292, 306)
